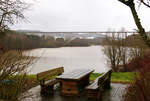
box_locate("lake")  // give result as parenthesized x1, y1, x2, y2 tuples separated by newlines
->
(28, 46, 109, 74)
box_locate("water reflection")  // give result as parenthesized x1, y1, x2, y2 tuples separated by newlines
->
(28, 46, 108, 74)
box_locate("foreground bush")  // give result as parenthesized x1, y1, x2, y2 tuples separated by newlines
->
(123, 51, 150, 101)
(0, 50, 34, 101)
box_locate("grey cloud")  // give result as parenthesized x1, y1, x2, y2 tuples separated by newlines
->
(11, 0, 150, 31)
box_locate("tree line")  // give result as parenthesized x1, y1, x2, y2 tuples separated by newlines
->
(0, 30, 104, 51)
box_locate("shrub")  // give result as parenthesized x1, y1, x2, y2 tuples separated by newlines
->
(0, 50, 34, 101)
(123, 51, 150, 101)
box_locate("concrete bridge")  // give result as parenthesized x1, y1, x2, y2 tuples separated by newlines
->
(26, 31, 148, 39)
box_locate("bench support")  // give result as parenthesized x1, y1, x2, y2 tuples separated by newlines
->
(104, 78, 111, 89)
(41, 85, 54, 95)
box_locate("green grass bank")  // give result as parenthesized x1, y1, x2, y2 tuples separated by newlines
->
(26, 72, 135, 87)
(90, 72, 135, 83)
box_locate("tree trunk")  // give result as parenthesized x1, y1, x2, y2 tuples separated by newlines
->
(129, 3, 150, 47)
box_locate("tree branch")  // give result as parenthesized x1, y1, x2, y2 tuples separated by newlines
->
(140, 0, 150, 7)
(118, 0, 134, 6)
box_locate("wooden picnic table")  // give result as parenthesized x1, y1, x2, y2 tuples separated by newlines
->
(56, 69, 94, 96)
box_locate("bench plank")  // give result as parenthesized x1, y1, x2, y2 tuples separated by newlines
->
(86, 78, 99, 90)
(44, 79, 60, 86)
(37, 67, 64, 81)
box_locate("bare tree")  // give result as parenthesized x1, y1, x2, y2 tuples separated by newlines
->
(0, 0, 30, 32)
(103, 32, 148, 72)
(117, 33, 129, 71)
(103, 33, 122, 72)
(128, 34, 149, 58)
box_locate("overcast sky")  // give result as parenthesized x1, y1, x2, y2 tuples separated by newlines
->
(11, 0, 150, 32)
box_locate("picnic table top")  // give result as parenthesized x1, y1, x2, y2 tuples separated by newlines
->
(56, 69, 94, 81)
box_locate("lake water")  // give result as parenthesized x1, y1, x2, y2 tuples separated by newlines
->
(28, 46, 109, 74)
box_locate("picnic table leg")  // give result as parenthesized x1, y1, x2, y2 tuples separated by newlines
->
(104, 79, 111, 89)
(80, 75, 90, 87)
(97, 89, 102, 99)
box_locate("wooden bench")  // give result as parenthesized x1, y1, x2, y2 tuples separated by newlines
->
(85, 69, 112, 99)
(37, 67, 64, 95)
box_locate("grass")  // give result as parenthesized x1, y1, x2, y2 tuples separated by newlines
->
(23, 72, 135, 89)
(90, 73, 102, 81)
(111, 72, 135, 83)
(90, 72, 135, 83)
(26, 74, 37, 79)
